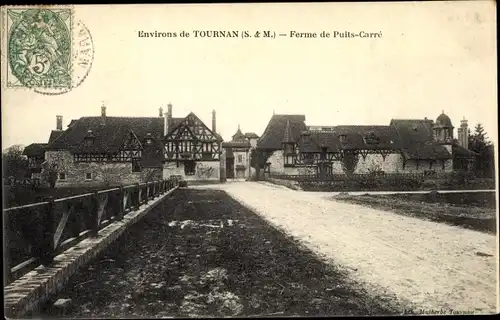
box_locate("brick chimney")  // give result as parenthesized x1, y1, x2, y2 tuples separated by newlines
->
(212, 109, 216, 133)
(100, 103, 106, 125)
(56, 115, 63, 131)
(458, 117, 469, 149)
(164, 103, 173, 136)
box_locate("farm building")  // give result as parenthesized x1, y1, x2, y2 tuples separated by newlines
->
(221, 126, 259, 179)
(162, 105, 223, 182)
(31, 103, 223, 187)
(257, 111, 477, 176)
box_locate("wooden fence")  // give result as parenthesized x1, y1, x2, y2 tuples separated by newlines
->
(3, 179, 179, 285)
(269, 172, 436, 182)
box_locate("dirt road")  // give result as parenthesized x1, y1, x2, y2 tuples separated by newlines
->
(38, 188, 397, 318)
(198, 182, 498, 314)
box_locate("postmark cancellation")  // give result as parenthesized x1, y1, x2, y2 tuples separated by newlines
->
(2, 6, 94, 95)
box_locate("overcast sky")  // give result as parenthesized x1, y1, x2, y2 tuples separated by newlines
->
(2, 1, 497, 149)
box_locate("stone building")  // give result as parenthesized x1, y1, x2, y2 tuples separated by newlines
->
(43, 105, 165, 187)
(38, 103, 223, 187)
(162, 105, 223, 182)
(257, 111, 476, 176)
(221, 126, 259, 179)
(23, 115, 70, 180)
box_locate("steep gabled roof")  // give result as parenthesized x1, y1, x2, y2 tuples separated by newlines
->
(333, 125, 399, 150)
(401, 141, 452, 160)
(169, 117, 184, 132)
(297, 132, 341, 153)
(23, 143, 47, 157)
(48, 130, 64, 144)
(244, 132, 259, 139)
(390, 119, 451, 160)
(452, 144, 477, 158)
(232, 126, 247, 142)
(258, 114, 307, 150)
(165, 112, 222, 142)
(46, 117, 164, 154)
(223, 125, 251, 148)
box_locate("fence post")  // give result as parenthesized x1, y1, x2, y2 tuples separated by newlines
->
(90, 192, 100, 237)
(117, 186, 124, 221)
(34, 197, 55, 266)
(135, 183, 141, 210)
(40, 197, 55, 266)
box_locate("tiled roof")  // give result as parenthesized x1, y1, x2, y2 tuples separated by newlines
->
(46, 117, 164, 155)
(297, 132, 341, 153)
(401, 141, 452, 160)
(257, 114, 307, 150)
(48, 130, 64, 144)
(223, 126, 251, 148)
(452, 144, 477, 158)
(333, 125, 399, 150)
(166, 113, 223, 142)
(232, 127, 247, 142)
(23, 143, 47, 157)
(295, 120, 452, 159)
(170, 117, 183, 129)
(390, 119, 451, 159)
(244, 132, 259, 139)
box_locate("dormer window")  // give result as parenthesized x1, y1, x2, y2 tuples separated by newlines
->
(84, 130, 95, 147)
(145, 133, 153, 145)
(339, 134, 347, 143)
(363, 131, 380, 144)
(284, 143, 294, 154)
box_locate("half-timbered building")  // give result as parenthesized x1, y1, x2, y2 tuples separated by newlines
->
(44, 105, 165, 187)
(258, 111, 476, 176)
(162, 106, 223, 181)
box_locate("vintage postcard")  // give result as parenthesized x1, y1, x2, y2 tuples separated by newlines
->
(1, 2, 498, 318)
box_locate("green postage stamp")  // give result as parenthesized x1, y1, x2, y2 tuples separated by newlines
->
(3, 6, 94, 94)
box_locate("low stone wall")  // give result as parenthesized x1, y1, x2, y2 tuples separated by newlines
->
(4, 187, 178, 318)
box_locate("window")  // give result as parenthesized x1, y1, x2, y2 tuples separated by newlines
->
(237, 155, 243, 163)
(58, 172, 66, 180)
(132, 159, 142, 172)
(284, 153, 295, 167)
(184, 161, 196, 175)
(339, 135, 347, 143)
(303, 153, 314, 165)
(284, 143, 294, 154)
(85, 173, 92, 180)
(202, 152, 212, 161)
